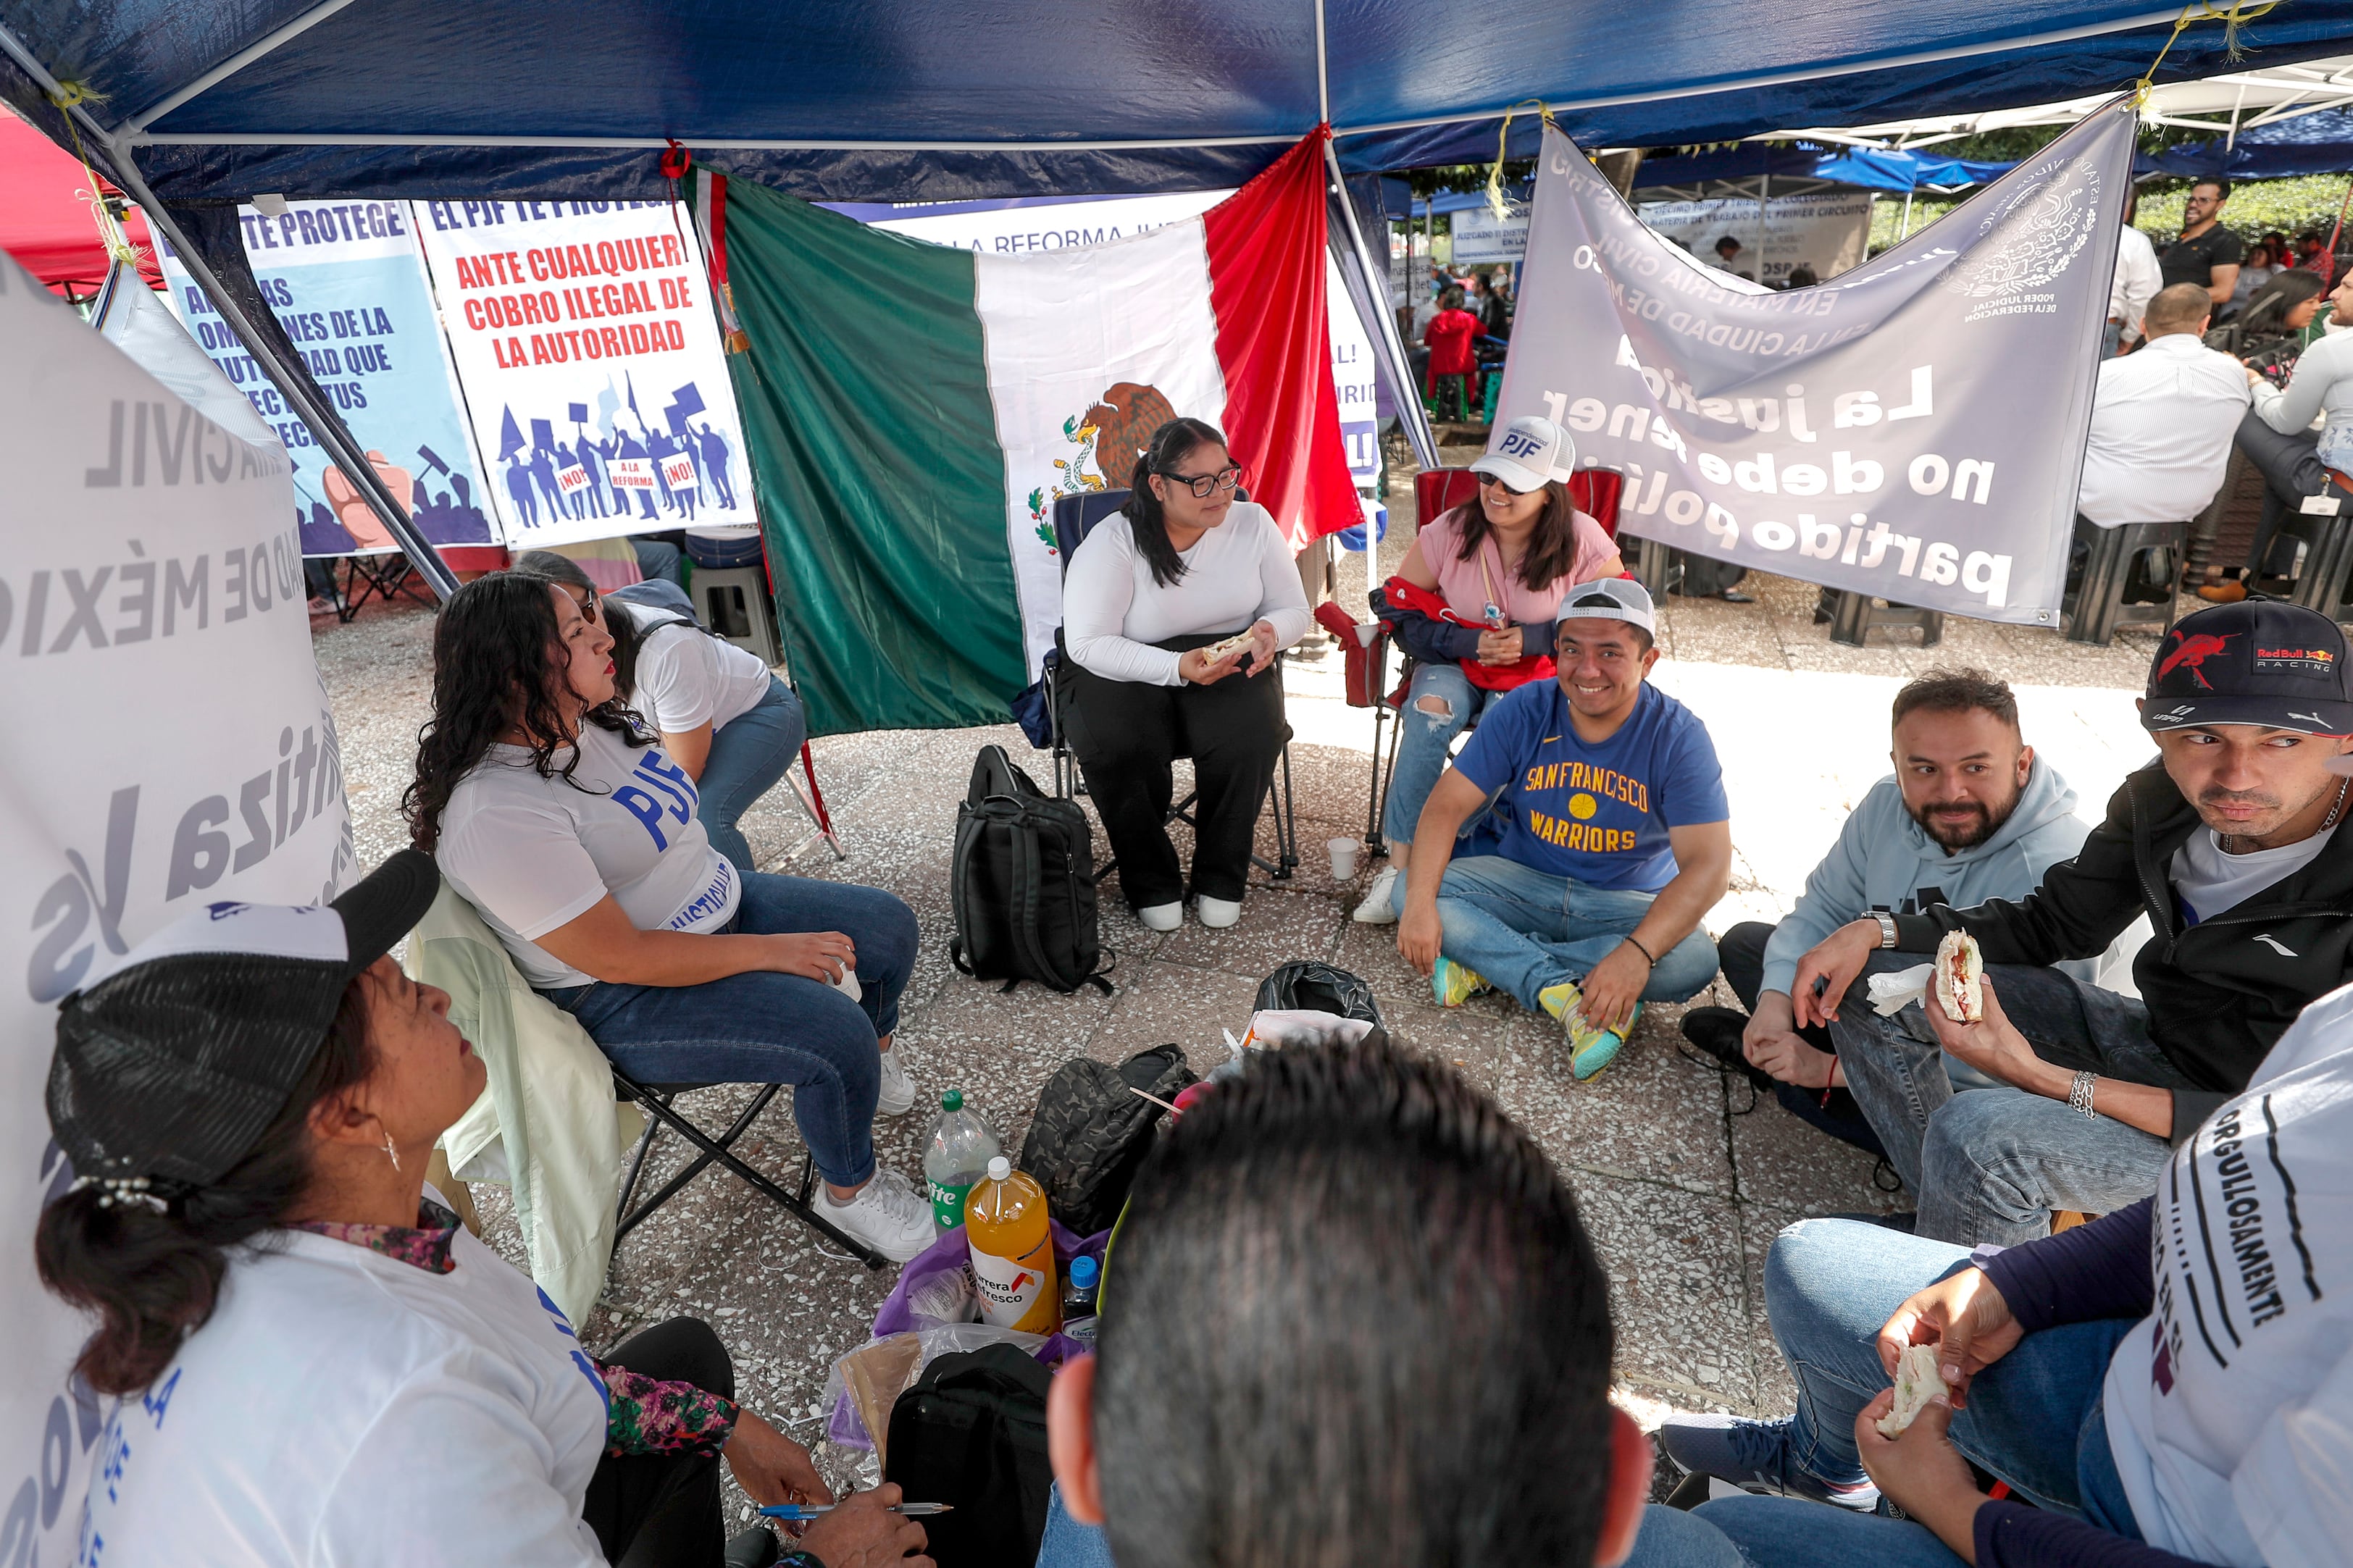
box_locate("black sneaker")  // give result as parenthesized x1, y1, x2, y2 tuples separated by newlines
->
(1679, 1007, 1777, 1094)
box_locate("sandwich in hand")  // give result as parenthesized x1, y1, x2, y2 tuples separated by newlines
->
(1876, 1341, 1947, 1438)
(1202, 628, 1258, 666)
(1935, 930, 1984, 1024)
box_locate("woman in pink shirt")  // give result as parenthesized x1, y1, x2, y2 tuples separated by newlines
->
(1356, 417, 1622, 923)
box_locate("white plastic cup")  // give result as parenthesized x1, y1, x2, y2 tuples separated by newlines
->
(1326, 837, 1363, 881)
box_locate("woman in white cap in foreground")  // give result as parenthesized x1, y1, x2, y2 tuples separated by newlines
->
(35, 851, 929, 1568)
(1355, 415, 1623, 926)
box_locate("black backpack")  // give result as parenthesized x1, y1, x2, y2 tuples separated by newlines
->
(951, 745, 1113, 994)
(882, 1343, 1052, 1567)
(1018, 1044, 1198, 1236)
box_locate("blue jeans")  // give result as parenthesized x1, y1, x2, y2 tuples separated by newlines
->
(1829, 954, 2188, 1246)
(1415, 853, 1719, 1013)
(697, 676, 807, 873)
(543, 870, 915, 1187)
(1381, 662, 1498, 846)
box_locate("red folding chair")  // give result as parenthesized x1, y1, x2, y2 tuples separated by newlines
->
(1331, 466, 1628, 857)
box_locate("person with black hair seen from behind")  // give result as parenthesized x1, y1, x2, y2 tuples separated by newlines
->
(1784, 599, 2353, 1249)
(1353, 416, 1623, 927)
(1060, 417, 1309, 931)
(1681, 670, 2093, 1162)
(516, 550, 806, 880)
(1029, 1034, 1745, 1568)
(1396, 578, 1731, 1082)
(407, 573, 935, 1259)
(2159, 178, 2242, 312)
(1781, 264, 1817, 289)
(1423, 285, 1482, 422)
(35, 855, 930, 1568)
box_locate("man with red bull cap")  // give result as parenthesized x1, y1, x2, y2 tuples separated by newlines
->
(1786, 599, 2353, 1249)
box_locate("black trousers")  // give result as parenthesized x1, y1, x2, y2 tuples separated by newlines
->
(2235, 409, 2330, 580)
(1062, 635, 1286, 907)
(1718, 921, 1886, 1159)
(1431, 372, 1471, 421)
(582, 1317, 733, 1567)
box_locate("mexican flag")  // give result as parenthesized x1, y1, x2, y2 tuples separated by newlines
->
(700, 130, 1360, 736)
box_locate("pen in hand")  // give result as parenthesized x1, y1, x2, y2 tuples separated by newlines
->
(757, 1501, 954, 1520)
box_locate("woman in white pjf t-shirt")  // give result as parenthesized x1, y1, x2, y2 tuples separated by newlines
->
(516, 550, 807, 876)
(408, 573, 933, 1261)
(35, 857, 929, 1568)
(1060, 416, 1310, 932)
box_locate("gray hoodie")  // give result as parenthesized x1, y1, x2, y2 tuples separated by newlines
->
(1759, 758, 2091, 997)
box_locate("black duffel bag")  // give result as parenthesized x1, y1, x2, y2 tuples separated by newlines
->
(950, 745, 1113, 994)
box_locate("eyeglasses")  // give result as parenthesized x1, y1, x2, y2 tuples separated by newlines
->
(1158, 463, 1245, 499)
(1476, 471, 1534, 494)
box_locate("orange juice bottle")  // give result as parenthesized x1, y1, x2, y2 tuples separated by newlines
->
(964, 1157, 1061, 1333)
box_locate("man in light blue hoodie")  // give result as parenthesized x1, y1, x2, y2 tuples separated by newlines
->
(1681, 670, 2090, 1157)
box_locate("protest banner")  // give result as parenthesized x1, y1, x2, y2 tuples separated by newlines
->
(156, 200, 498, 556)
(840, 190, 1384, 494)
(1450, 206, 1529, 264)
(1, 253, 355, 1567)
(1637, 191, 1875, 285)
(414, 200, 757, 548)
(1498, 104, 2136, 624)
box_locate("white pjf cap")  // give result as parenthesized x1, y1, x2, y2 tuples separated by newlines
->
(1554, 577, 1656, 637)
(1469, 416, 1577, 493)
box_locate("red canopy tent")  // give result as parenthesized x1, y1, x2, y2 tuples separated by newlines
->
(1, 109, 157, 298)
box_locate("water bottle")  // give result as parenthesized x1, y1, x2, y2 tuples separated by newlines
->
(1061, 1254, 1100, 1343)
(923, 1089, 1001, 1234)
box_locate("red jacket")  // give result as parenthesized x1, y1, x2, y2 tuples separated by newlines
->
(1424, 309, 1479, 379)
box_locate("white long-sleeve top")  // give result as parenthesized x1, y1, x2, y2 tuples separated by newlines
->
(1063, 501, 1312, 685)
(2252, 326, 2353, 473)
(2108, 224, 2161, 340)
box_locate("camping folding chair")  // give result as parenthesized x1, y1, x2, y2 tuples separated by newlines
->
(1045, 489, 1300, 883)
(331, 551, 436, 621)
(1349, 466, 1627, 855)
(608, 1064, 888, 1270)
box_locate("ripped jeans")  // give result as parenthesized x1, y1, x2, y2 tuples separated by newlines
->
(1382, 661, 1497, 846)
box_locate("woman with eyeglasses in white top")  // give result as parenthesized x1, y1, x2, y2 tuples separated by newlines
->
(1059, 417, 1311, 931)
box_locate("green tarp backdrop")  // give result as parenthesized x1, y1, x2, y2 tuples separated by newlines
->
(718, 182, 1028, 737)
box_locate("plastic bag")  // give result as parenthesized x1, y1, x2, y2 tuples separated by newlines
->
(824, 1325, 1047, 1458)
(1254, 960, 1382, 1025)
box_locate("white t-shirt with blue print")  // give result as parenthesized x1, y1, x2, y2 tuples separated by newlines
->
(439, 721, 741, 988)
(75, 1191, 613, 1567)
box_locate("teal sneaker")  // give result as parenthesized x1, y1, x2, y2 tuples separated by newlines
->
(1539, 981, 1638, 1081)
(1431, 955, 1491, 1008)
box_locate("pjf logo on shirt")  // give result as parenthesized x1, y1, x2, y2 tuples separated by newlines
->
(615, 750, 699, 850)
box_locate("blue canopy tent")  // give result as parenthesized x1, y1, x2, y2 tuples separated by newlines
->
(1629, 144, 2015, 195)
(9, 0, 2353, 585)
(2144, 105, 2353, 177)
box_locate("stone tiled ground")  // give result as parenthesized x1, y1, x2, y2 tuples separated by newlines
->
(312, 457, 2168, 1519)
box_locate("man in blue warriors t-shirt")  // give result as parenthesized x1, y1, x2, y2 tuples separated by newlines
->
(1396, 578, 1731, 1079)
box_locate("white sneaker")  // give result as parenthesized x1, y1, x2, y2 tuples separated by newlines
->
(819, 1168, 935, 1262)
(1196, 895, 1242, 928)
(1352, 865, 1401, 924)
(1137, 902, 1182, 932)
(875, 1046, 915, 1117)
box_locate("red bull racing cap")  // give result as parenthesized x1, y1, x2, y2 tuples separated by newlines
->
(2141, 600, 2353, 737)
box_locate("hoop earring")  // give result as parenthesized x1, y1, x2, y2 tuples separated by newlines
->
(382, 1131, 401, 1172)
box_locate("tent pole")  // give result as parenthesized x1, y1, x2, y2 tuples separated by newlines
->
(113, 183, 459, 600)
(1328, 143, 1438, 471)
(1899, 189, 1915, 239)
(0, 16, 454, 600)
(1313, 0, 1329, 126)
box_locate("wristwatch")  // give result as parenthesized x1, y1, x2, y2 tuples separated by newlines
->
(1872, 912, 1899, 949)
